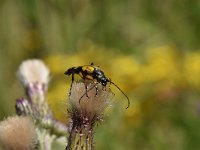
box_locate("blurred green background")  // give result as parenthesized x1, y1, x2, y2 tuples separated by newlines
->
(1, 0, 200, 149)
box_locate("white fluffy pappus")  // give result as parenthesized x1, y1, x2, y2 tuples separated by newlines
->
(17, 59, 50, 86)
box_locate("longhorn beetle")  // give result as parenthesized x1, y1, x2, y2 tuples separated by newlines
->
(64, 63, 130, 109)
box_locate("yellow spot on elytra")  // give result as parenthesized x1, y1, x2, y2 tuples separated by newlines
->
(82, 66, 94, 73)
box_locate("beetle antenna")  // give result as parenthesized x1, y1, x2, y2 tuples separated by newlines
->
(109, 81, 130, 109)
(79, 82, 98, 103)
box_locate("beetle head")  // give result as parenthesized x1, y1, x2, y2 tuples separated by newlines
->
(100, 77, 110, 86)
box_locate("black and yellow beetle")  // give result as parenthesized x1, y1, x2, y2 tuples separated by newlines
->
(64, 63, 130, 109)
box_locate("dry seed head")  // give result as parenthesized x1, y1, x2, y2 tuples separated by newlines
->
(0, 116, 36, 150)
(69, 82, 113, 120)
(17, 59, 49, 86)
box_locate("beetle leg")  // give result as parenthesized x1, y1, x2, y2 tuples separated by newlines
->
(102, 86, 106, 91)
(69, 74, 74, 96)
(79, 83, 98, 103)
(84, 83, 89, 98)
(95, 84, 98, 96)
(82, 75, 89, 98)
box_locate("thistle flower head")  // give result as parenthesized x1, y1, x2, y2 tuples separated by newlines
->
(16, 59, 53, 120)
(66, 81, 113, 150)
(17, 59, 49, 86)
(69, 82, 112, 121)
(0, 116, 36, 150)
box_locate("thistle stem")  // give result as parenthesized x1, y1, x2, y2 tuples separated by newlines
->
(37, 128, 55, 150)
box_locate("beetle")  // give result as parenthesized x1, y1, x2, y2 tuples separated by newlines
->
(64, 63, 130, 109)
